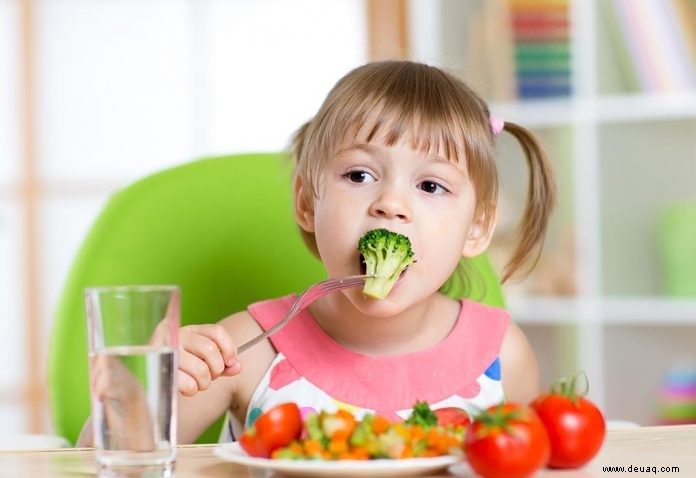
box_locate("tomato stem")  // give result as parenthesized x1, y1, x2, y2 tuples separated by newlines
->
(550, 371, 590, 404)
(475, 404, 524, 437)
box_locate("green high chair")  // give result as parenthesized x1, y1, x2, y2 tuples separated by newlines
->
(48, 152, 505, 445)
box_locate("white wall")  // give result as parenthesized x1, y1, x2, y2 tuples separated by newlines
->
(0, 0, 367, 437)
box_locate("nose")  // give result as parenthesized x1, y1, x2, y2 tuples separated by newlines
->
(368, 185, 412, 222)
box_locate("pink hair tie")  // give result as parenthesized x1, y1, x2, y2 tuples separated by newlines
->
(489, 115, 505, 136)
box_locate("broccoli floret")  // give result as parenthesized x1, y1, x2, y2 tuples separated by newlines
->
(404, 401, 438, 429)
(358, 228, 415, 299)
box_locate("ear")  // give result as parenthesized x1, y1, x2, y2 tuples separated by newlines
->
(462, 211, 496, 257)
(293, 174, 315, 233)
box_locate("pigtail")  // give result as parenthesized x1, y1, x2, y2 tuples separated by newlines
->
(500, 121, 557, 282)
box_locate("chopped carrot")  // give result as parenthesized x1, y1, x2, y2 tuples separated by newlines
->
(303, 439, 324, 456)
(328, 438, 349, 455)
(371, 415, 391, 434)
(409, 424, 425, 441)
(400, 444, 414, 459)
(288, 441, 303, 455)
(350, 447, 370, 460)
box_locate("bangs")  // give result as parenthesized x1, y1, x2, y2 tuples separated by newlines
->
(353, 103, 466, 166)
(323, 62, 492, 168)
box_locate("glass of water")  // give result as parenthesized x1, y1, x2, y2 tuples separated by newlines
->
(84, 285, 179, 470)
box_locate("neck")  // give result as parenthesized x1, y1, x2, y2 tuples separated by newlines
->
(307, 292, 460, 355)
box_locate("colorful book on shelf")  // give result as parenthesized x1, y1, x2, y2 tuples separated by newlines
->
(508, 0, 572, 99)
(515, 43, 571, 62)
(512, 11, 570, 41)
(604, 0, 696, 93)
(517, 77, 571, 98)
(599, 0, 642, 92)
(646, 0, 696, 90)
(672, 0, 696, 82)
(508, 0, 569, 12)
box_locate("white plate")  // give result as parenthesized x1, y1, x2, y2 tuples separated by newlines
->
(447, 461, 477, 477)
(214, 442, 461, 477)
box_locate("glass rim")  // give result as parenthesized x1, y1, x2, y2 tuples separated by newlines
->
(84, 285, 179, 294)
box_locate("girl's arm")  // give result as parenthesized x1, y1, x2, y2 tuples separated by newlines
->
(176, 310, 274, 444)
(499, 321, 540, 404)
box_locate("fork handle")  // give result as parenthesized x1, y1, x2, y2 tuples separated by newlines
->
(235, 274, 370, 355)
(235, 318, 290, 355)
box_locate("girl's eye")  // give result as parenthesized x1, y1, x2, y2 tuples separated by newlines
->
(344, 170, 375, 183)
(419, 180, 449, 194)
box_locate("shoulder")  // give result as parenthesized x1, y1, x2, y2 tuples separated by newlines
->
(219, 294, 296, 341)
(218, 307, 277, 368)
(499, 321, 539, 404)
(218, 309, 263, 343)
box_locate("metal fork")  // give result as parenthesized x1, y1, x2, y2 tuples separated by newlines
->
(235, 274, 371, 354)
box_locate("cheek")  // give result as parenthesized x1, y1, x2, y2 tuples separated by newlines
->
(311, 201, 356, 270)
(413, 207, 472, 271)
(418, 235, 466, 277)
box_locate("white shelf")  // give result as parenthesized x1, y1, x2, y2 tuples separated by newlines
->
(491, 99, 576, 128)
(491, 92, 696, 130)
(507, 296, 580, 324)
(602, 298, 696, 325)
(596, 92, 696, 123)
(510, 296, 696, 325)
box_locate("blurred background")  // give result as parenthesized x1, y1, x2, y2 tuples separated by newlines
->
(1, 0, 695, 440)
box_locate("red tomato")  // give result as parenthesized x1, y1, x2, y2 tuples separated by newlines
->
(532, 392, 606, 468)
(433, 407, 471, 428)
(239, 402, 302, 458)
(465, 403, 550, 478)
(238, 430, 268, 458)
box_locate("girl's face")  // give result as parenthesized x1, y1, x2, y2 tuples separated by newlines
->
(296, 124, 492, 316)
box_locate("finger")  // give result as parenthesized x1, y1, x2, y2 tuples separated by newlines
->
(178, 371, 199, 397)
(178, 350, 212, 392)
(180, 333, 226, 379)
(221, 360, 243, 377)
(184, 324, 237, 366)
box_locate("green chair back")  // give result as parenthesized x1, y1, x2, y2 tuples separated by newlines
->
(48, 152, 504, 445)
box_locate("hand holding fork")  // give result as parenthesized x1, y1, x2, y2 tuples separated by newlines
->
(171, 274, 370, 397)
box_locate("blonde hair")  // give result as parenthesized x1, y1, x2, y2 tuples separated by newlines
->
(291, 61, 555, 284)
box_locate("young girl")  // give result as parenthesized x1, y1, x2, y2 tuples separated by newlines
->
(80, 60, 555, 446)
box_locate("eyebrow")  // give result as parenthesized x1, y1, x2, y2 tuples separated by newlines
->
(338, 142, 451, 164)
(335, 143, 376, 156)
